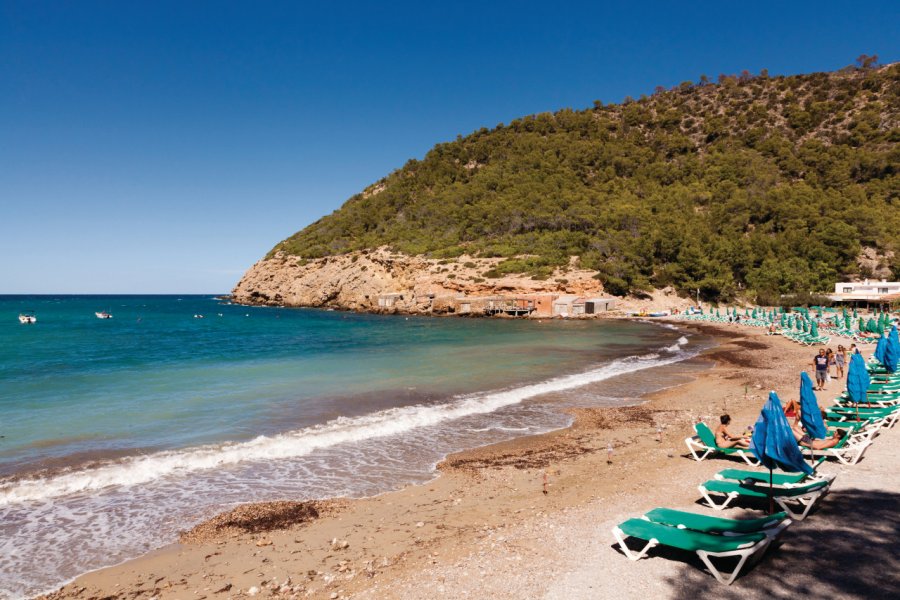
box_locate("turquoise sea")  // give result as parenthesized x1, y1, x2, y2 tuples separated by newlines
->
(0, 295, 711, 598)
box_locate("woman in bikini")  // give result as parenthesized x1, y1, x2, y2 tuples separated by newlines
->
(835, 345, 847, 379)
(714, 414, 751, 449)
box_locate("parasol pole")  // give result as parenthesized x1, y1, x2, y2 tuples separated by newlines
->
(768, 467, 774, 515)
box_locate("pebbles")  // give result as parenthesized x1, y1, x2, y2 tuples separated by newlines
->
(331, 538, 350, 550)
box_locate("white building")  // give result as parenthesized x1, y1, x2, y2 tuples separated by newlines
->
(377, 293, 404, 308)
(829, 280, 900, 303)
(552, 295, 581, 317)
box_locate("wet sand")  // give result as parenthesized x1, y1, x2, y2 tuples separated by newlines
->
(38, 321, 897, 599)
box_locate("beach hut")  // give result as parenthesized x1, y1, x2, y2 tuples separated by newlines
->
(552, 295, 580, 317)
(571, 298, 587, 316)
(529, 294, 557, 317)
(584, 298, 616, 314)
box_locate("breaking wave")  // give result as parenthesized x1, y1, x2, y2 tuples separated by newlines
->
(0, 338, 694, 506)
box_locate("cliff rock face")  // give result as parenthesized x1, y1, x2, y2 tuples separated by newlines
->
(232, 247, 606, 313)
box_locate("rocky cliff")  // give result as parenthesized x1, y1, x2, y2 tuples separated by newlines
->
(231, 247, 607, 314)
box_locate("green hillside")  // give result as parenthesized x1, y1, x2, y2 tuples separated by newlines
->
(273, 61, 899, 302)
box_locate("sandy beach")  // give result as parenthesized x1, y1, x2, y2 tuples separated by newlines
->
(38, 320, 900, 600)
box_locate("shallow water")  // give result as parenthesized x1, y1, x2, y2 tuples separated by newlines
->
(0, 296, 712, 598)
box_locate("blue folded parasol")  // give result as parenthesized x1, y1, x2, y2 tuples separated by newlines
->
(750, 391, 813, 475)
(799, 372, 827, 439)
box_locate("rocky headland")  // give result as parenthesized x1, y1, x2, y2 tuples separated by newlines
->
(232, 247, 615, 315)
(234, 64, 899, 314)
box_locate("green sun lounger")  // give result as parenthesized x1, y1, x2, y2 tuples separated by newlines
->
(867, 383, 900, 391)
(697, 478, 831, 520)
(684, 423, 760, 465)
(825, 419, 875, 440)
(828, 406, 899, 420)
(835, 393, 899, 407)
(612, 518, 782, 585)
(869, 372, 900, 381)
(799, 429, 872, 465)
(827, 405, 899, 428)
(643, 507, 790, 536)
(838, 388, 900, 398)
(713, 468, 830, 486)
(829, 404, 898, 416)
(825, 412, 894, 434)
(825, 419, 866, 430)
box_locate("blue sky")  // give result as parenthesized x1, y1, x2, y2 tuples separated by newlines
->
(1, 1, 897, 293)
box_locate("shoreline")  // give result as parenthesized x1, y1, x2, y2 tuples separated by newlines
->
(2, 317, 693, 490)
(35, 321, 857, 599)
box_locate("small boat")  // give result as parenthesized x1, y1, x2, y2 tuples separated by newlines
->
(648, 311, 670, 317)
(95, 311, 113, 319)
(193, 314, 204, 319)
(18, 311, 37, 324)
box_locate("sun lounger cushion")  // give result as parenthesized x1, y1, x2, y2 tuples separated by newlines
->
(702, 479, 828, 499)
(643, 508, 788, 535)
(715, 469, 808, 486)
(617, 518, 767, 552)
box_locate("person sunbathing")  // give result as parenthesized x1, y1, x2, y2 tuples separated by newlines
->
(783, 398, 800, 418)
(791, 422, 846, 449)
(714, 414, 750, 448)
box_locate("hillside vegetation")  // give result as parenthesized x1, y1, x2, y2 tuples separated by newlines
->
(272, 61, 900, 302)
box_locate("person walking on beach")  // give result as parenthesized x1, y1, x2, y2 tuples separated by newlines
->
(826, 348, 836, 381)
(835, 345, 847, 379)
(714, 415, 750, 449)
(812, 349, 829, 391)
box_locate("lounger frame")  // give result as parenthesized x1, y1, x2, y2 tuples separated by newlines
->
(697, 482, 829, 521)
(611, 523, 785, 585)
(801, 437, 871, 465)
(684, 424, 760, 465)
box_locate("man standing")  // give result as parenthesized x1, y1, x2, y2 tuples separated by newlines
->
(812, 348, 829, 391)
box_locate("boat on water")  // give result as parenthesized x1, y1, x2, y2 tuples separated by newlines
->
(18, 311, 37, 324)
(95, 311, 113, 319)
